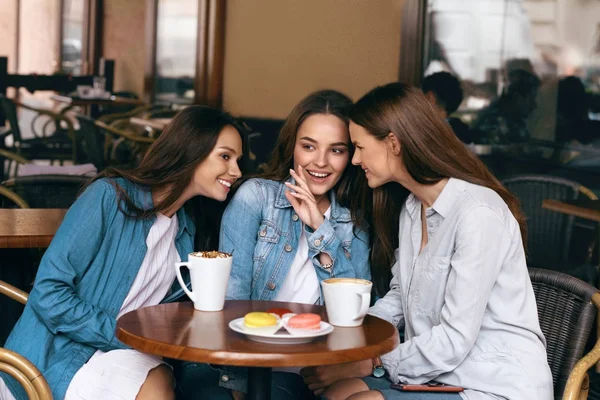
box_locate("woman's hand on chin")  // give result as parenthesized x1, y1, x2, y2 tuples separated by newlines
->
(285, 166, 325, 230)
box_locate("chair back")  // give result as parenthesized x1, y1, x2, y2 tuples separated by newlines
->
(529, 267, 598, 398)
(2, 175, 88, 208)
(0, 95, 23, 142)
(0, 186, 29, 208)
(502, 175, 590, 268)
(76, 115, 106, 171)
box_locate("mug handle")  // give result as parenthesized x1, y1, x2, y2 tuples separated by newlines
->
(175, 262, 195, 302)
(353, 292, 370, 321)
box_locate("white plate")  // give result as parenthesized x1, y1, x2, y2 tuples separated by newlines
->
(228, 317, 334, 344)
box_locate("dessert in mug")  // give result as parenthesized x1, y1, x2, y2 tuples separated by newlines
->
(322, 278, 370, 285)
(190, 250, 231, 258)
(287, 313, 322, 330)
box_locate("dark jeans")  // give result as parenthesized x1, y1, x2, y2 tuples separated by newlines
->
(176, 362, 317, 400)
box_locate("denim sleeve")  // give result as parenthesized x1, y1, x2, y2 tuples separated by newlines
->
(217, 181, 264, 392)
(219, 180, 264, 301)
(27, 180, 129, 352)
(305, 220, 371, 282)
(381, 206, 511, 384)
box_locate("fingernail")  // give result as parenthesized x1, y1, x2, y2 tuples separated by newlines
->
(289, 169, 295, 174)
(284, 182, 291, 186)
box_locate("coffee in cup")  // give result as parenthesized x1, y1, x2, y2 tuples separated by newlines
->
(321, 278, 372, 327)
(175, 251, 232, 311)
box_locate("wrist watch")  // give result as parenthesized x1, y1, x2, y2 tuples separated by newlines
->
(372, 357, 385, 378)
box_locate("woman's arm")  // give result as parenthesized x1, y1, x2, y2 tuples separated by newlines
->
(28, 180, 127, 351)
(382, 206, 513, 384)
(219, 180, 263, 300)
(306, 222, 371, 281)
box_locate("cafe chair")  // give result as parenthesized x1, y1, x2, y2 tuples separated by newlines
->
(0, 149, 30, 181)
(503, 175, 598, 281)
(96, 120, 154, 167)
(529, 268, 600, 399)
(0, 186, 29, 208)
(0, 94, 77, 164)
(0, 280, 52, 400)
(2, 175, 88, 209)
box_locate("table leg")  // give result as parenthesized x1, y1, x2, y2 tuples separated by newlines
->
(247, 367, 271, 400)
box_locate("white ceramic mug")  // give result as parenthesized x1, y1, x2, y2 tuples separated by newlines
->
(175, 251, 232, 311)
(321, 278, 372, 327)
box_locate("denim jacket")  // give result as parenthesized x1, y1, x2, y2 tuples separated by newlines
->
(1, 178, 195, 400)
(215, 178, 370, 391)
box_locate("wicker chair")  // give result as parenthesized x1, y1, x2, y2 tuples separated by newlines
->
(529, 268, 600, 399)
(0, 186, 29, 208)
(0, 94, 76, 163)
(0, 149, 30, 182)
(0, 281, 52, 399)
(503, 175, 598, 273)
(2, 175, 88, 208)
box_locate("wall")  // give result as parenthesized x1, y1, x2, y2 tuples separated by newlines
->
(19, 0, 60, 75)
(0, 0, 18, 73)
(102, 0, 147, 97)
(222, 0, 404, 118)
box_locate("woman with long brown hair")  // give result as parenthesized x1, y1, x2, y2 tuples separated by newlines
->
(0, 106, 249, 400)
(317, 83, 552, 400)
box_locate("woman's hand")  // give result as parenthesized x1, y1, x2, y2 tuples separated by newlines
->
(284, 166, 325, 230)
(299, 359, 373, 395)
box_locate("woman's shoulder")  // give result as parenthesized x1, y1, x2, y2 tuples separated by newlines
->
(233, 178, 284, 199)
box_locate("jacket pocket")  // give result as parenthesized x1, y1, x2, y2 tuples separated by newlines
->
(254, 222, 281, 261)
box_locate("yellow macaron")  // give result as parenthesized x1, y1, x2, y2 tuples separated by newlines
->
(244, 312, 278, 328)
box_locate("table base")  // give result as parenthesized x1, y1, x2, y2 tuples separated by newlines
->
(248, 367, 271, 400)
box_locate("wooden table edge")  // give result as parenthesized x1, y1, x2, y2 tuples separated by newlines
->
(116, 322, 400, 367)
(0, 235, 54, 249)
(542, 199, 600, 223)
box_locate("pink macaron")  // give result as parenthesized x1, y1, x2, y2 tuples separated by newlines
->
(287, 313, 322, 330)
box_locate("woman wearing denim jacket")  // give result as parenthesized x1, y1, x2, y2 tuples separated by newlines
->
(319, 84, 553, 400)
(179, 90, 371, 400)
(0, 106, 249, 400)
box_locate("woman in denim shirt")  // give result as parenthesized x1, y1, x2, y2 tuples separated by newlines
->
(318, 84, 553, 400)
(0, 106, 249, 400)
(179, 90, 371, 400)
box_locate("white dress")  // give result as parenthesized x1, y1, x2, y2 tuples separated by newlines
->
(0, 213, 181, 400)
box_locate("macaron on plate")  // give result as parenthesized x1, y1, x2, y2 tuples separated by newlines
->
(229, 312, 333, 344)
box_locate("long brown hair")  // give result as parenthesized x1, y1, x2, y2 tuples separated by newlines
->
(259, 89, 371, 230)
(350, 83, 526, 295)
(90, 105, 249, 250)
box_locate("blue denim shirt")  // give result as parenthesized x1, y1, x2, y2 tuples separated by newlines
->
(1, 178, 195, 400)
(220, 178, 370, 301)
(215, 178, 370, 391)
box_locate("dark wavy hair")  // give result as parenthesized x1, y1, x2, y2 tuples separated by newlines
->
(350, 83, 527, 295)
(257, 89, 371, 231)
(90, 105, 250, 250)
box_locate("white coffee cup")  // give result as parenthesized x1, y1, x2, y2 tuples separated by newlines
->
(175, 251, 232, 311)
(321, 278, 372, 327)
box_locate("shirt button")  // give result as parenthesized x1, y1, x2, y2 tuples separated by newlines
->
(221, 375, 229, 382)
(268, 282, 276, 290)
(284, 244, 292, 252)
(292, 214, 299, 221)
(314, 239, 322, 246)
(259, 230, 266, 237)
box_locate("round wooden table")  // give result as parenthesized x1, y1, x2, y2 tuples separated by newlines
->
(0, 208, 67, 248)
(116, 300, 399, 400)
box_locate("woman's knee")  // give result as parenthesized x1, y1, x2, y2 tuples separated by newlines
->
(137, 365, 175, 400)
(323, 377, 369, 400)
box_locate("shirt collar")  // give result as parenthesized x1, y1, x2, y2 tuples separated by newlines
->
(405, 178, 467, 220)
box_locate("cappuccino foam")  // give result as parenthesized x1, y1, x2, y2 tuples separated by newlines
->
(191, 251, 231, 259)
(323, 278, 371, 285)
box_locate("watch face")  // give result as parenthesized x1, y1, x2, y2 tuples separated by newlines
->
(373, 366, 385, 378)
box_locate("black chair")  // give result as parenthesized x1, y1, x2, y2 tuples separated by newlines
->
(529, 268, 600, 399)
(0, 94, 76, 163)
(0, 186, 29, 208)
(503, 175, 598, 281)
(76, 115, 107, 171)
(2, 175, 89, 208)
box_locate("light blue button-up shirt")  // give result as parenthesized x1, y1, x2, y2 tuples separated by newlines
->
(369, 178, 553, 400)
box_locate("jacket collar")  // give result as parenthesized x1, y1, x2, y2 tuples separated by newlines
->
(274, 177, 351, 222)
(114, 177, 195, 238)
